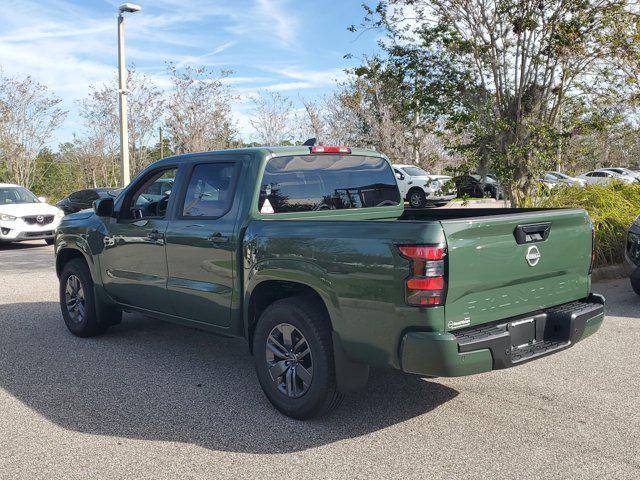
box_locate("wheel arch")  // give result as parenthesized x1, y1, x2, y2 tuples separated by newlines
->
(245, 279, 334, 354)
(56, 245, 100, 284)
(245, 274, 370, 393)
(407, 185, 426, 197)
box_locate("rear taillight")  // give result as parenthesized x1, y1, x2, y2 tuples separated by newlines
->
(398, 244, 447, 306)
(589, 227, 596, 274)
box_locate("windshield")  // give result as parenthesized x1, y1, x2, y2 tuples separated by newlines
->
(402, 167, 429, 176)
(0, 187, 40, 205)
(550, 172, 570, 180)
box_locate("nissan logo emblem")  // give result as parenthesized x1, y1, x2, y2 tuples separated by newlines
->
(36, 215, 44, 224)
(525, 245, 541, 267)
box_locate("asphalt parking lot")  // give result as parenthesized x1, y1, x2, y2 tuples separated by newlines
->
(0, 241, 638, 480)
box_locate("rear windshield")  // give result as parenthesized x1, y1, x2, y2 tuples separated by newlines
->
(258, 155, 400, 214)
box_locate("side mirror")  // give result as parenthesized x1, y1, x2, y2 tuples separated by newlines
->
(94, 197, 114, 217)
(395, 172, 404, 181)
(38, 196, 47, 203)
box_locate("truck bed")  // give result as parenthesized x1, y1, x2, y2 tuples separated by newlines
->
(399, 207, 557, 221)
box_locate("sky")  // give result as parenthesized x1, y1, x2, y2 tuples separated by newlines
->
(0, 0, 381, 146)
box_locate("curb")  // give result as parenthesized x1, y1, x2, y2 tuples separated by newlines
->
(591, 264, 626, 282)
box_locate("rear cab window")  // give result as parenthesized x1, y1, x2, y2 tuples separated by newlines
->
(258, 155, 400, 214)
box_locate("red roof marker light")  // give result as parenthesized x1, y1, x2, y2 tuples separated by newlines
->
(310, 146, 351, 154)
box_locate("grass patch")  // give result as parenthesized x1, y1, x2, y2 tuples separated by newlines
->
(525, 182, 640, 267)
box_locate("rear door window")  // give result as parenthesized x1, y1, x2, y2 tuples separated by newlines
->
(258, 155, 400, 214)
(181, 163, 237, 218)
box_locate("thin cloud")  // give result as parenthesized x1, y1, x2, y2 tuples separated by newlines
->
(0, 0, 362, 143)
(255, 0, 299, 46)
(174, 41, 238, 68)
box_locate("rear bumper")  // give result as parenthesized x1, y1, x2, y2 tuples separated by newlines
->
(400, 294, 605, 377)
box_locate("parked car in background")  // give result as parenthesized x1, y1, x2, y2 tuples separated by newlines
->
(393, 164, 456, 207)
(138, 177, 174, 203)
(543, 172, 586, 188)
(596, 167, 640, 181)
(54, 145, 603, 419)
(578, 170, 635, 185)
(57, 188, 121, 215)
(625, 216, 640, 295)
(454, 173, 505, 199)
(0, 183, 64, 245)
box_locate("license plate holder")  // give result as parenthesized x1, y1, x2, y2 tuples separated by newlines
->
(509, 318, 536, 348)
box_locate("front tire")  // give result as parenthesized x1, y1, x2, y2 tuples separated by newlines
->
(630, 277, 640, 296)
(253, 297, 343, 419)
(59, 259, 108, 337)
(408, 189, 427, 208)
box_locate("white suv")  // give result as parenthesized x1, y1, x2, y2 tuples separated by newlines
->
(0, 183, 64, 245)
(393, 164, 457, 208)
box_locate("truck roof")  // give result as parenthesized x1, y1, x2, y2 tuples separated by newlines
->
(153, 146, 385, 167)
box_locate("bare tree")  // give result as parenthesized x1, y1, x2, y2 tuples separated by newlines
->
(250, 91, 295, 146)
(78, 66, 164, 184)
(0, 73, 66, 188)
(78, 84, 119, 187)
(127, 68, 164, 174)
(55, 137, 118, 189)
(164, 64, 237, 154)
(300, 98, 325, 144)
(323, 90, 362, 146)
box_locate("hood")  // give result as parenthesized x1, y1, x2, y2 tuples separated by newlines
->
(63, 210, 95, 221)
(0, 202, 61, 217)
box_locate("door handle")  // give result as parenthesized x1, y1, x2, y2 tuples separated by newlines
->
(207, 232, 229, 244)
(147, 229, 165, 241)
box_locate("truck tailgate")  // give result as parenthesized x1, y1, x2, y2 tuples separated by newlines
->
(441, 209, 592, 330)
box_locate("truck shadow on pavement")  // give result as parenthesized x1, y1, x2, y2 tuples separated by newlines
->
(0, 301, 458, 453)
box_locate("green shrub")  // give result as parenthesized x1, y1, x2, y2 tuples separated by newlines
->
(524, 182, 640, 267)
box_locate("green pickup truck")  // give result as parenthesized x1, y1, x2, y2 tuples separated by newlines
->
(55, 146, 605, 419)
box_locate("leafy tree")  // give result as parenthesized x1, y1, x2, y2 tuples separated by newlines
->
(356, 0, 637, 205)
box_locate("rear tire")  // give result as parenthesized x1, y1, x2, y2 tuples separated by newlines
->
(59, 259, 110, 337)
(630, 277, 640, 296)
(408, 189, 427, 208)
(253, 296, 343, 420)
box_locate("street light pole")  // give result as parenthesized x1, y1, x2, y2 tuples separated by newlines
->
(117, 3, 141, 187)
